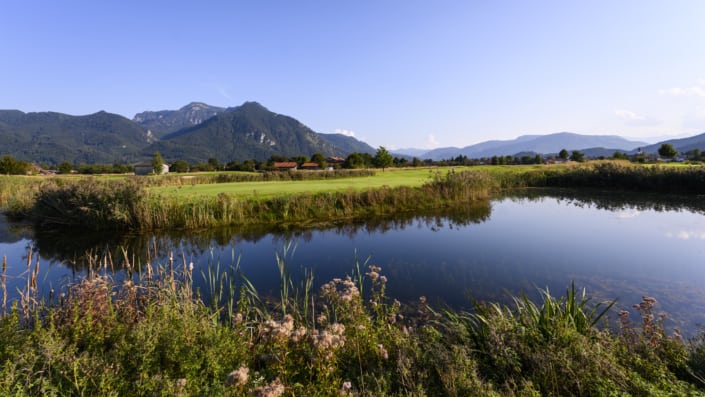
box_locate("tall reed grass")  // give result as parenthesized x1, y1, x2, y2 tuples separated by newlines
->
(8, 162, 705, 231)
(1, 247, 704, 395)
(25, 170, 500, 231)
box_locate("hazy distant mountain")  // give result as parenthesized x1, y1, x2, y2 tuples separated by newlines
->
(133, 102, 226, 138)
(0, 110, 149, 164)
(634, 132, 705, 154)
(421, 132, 647, 160)
(319, 133, 376, 155)
(147, 102, 349, 163)
(5, 101, 704, 166)
(391, 148, 428, 157)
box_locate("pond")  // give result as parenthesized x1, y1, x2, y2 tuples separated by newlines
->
(2, 188, 705, 335)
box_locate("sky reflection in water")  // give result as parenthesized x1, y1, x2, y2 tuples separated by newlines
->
(1, 189, 705, 335)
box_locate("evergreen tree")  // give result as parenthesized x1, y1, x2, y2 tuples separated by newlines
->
(373, 146, 393, 171)
(152, 151, 165, 174)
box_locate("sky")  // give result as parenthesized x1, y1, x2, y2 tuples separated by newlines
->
(2, 1, 705, 150)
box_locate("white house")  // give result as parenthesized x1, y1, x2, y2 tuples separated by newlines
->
(134, 163, 169, 175)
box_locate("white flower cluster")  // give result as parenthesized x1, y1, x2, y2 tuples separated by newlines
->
(312, 323, 346, 358)
(321, 276, 360, 302)
(226, 365, 249, 387)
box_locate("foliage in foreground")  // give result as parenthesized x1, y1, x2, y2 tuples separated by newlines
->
(1, 255, 705, 396)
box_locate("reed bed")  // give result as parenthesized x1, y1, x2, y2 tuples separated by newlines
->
(533, 161, 705, 193)
(1, 248, 704, 395)
(25, 170, 500, 231)
(7, 161, 705, 231)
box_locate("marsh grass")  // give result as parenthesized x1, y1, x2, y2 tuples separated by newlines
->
(24, 170, 500, 231)
(1, 244, 705, 395)
(7, 162, 705, 231)
(535, 161, 705, 193)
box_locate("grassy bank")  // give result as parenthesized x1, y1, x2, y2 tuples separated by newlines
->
(22, 170, 500, 230)
(4, 161, 705, 231)
(1, 254, 704, 395)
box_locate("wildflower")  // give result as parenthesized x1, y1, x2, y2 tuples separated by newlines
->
(340, 381, 353, 395)
(176, 378, 187, 390)
(291, 326, 307, 343)
(226, 365, 249, 386)
(253, 377, 285, 397)
(317, 313, 327, 325)
(313, 323, 346, 356)
(380, 275, 387, 284)
(366, 265, 382, 281)
(188, 262, 194, 272)
(233, 312, 243, 324)
(378, 344, 389, 360)
(419, 296, 427, 305)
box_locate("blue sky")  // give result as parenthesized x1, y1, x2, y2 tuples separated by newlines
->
(2, 1, 705, 149)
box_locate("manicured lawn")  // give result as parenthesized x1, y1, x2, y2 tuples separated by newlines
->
(152, 168, 442, 199)
(150, 165, 560, 199)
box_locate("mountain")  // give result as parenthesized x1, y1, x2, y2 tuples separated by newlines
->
(147, 102, 349, 163)
(133, 102, 226, 138)
(421, 132, 647, 160)
(318, 133, 376, 155)
(391, 148, 428, 157)
(0, 110, 150, 164)
(634, 132, 705, 154)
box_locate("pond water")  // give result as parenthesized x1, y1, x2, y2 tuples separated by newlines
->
(2, 189, 705, 335)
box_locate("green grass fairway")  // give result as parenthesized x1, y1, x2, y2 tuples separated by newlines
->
(152, 168, 439, 199)
(150, 165, 555, 199)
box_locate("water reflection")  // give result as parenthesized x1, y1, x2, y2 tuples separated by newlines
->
(2, 189, 705, 336)
(32, 200, 492, 271)
(500, 187, 705, 215)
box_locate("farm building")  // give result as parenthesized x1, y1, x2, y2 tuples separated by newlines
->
(134, 163, 169, 175)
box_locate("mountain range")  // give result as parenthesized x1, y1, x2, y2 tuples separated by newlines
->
(0, 102, 376, 164)
(397, 133, 650, 161)
(1, 101, 705, 165)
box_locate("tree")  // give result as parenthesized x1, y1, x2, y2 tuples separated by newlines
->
(0, 156, 31, 175)
(57, 162, 73, 174)
(170, 160, 190, 173)
(151, 151, 165, 174)
(310, 153, 327, 168)
(570, 150, 585, 162)
(373, 146, 393, 171)
(658, 143, 678, 159)
(612, 151, 629, 160)
(207, 157, 220, 170)
(559, 149, 569, 160)
(344, 152, 365, 169)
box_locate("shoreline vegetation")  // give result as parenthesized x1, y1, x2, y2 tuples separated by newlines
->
(2, 161, 705, 394)
(1, 251, 704, 395)
(2, 161, 705, 232)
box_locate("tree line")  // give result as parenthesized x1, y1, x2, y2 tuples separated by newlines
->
(1, 143, 701, 176)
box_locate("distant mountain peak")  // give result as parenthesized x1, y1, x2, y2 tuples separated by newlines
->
(181, 102, 213, 110)
(418, 132, 649, 160)
(133, 102, 227, 138)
